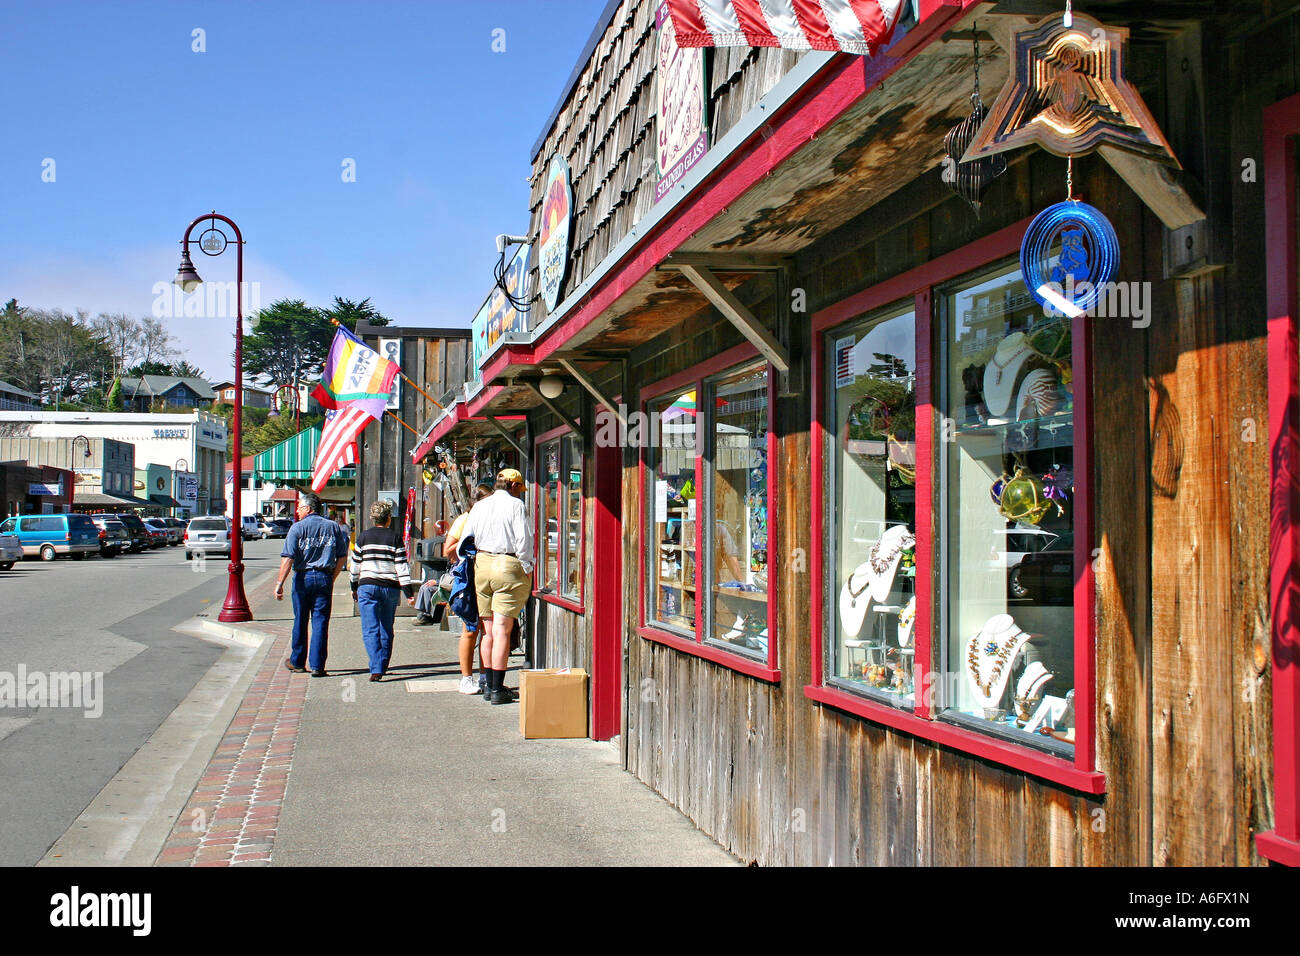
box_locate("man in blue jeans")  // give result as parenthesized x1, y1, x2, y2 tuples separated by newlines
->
(275, 492, 349, 677)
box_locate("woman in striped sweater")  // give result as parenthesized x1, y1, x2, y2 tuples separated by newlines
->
(350, 499, 415, 681)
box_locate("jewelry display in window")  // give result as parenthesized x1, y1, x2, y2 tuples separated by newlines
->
(964, 614, 1032, 720)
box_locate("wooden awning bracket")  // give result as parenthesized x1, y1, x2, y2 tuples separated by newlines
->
(484, 416, 528, 459)
(668, 263, 790, 373)
(557, 358, 628, 429)
(521, 379, 584, 444)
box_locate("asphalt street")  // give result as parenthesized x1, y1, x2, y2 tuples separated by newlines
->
(0, 536, 285, 866)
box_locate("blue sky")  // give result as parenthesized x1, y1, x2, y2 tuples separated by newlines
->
(0, 0, 608, 380)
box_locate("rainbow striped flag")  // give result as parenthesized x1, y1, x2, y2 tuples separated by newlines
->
(312, 326, 399, 421)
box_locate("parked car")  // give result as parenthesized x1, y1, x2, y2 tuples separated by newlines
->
(261, 518, 292, 539)
(89, 515, 131, 558)
(139, 519, 168, 549)
(239, 515, 261, 541)
(144, 517, 182, 546)
(185, 516, 232, 560)
(988, 526, 1060, 598)
(164, 517, 188, 540)
(1010, 533, 1075, 606)
(0, 513, 100, 561)
(111, 513, 150, 553)
(0, 531, 22, 570)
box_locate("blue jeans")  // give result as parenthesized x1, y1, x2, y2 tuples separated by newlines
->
(290, 569, 334, 671)
(357, 583, 399, 675)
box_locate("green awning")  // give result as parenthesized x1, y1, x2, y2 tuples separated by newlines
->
(253, 426, 356, 487)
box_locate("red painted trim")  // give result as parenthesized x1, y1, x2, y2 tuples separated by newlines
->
(641, 626, 782, 683)
(533, 423, 586, 609)
(805, 684, 1105, 794)
(765, 363, 778, 671)
(591, 438, 623, 740)
(533, 591, 586, 614)
(1256, 832, 1300, 867)
(805, 224, 1103, 783)
(1262, 92, 1300, 861)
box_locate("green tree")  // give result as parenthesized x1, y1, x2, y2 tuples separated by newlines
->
(106, 377, 123, 411)
(324, 296, 389, 330)
(127, 361, 175, 377)
(243, 299, 331, 392)
(171, 359, 208, 379)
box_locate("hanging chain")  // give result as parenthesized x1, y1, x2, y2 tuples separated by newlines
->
(1067, 155, 1074, 201)
(972, 19, 982, 105)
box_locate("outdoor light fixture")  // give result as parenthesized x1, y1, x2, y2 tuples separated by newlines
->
(173, 249, 202, 293)
(539, 375, 564, 399)
(71, 435, 91, 460)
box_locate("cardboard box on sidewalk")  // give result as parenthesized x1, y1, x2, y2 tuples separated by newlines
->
(519, 668, 588, 739)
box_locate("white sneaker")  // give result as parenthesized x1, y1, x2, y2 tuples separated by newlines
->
(459, 675, 481, 695)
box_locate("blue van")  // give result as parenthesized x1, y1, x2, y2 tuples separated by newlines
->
(0, 513, 100, 561)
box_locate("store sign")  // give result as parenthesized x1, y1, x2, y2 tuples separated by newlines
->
(834, 335, 857, 389)
(379, 338, 402, 409)
(153, 428, 186, 439)
(28, 480, 62, 497)
(538, 156, 572, 312)
(177, 473, 199, 503)
(472, 243, 532, 369)
(654, 1, 708, 203)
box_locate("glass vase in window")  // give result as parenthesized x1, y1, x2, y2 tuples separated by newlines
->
(940, 263, 1076, 754)
(825, 305, 917, 703)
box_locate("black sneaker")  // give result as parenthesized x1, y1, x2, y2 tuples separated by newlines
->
(310, 669, 328, 678)
(411, 615, 433, 626)
(489, 687, 517, 705)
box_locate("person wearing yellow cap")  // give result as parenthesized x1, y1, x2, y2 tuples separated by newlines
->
(458, 467, 533, 704)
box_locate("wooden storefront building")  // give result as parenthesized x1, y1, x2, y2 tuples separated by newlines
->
(414, 0, 1299, 866)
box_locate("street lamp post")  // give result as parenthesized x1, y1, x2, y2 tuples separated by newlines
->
(175, 211, 252, 623)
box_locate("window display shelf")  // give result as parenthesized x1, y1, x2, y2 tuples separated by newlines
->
(716, 586, 767, 602)
(953, 414, 1074, 449)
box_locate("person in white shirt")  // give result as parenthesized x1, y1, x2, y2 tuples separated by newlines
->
(459, 468, 534, 704)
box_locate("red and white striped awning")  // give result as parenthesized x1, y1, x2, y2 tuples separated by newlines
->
(664, 0, 905, 55)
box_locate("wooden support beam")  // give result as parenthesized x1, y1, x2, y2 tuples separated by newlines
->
(522, 380, 584, 442)
(557, 359, 628, 429)
(484, 416, 528, 459)
(674, 264, 790, 372)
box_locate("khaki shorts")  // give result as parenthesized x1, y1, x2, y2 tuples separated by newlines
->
(474, 552, 530, 619)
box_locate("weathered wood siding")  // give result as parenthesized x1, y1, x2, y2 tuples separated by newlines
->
(524, 0, 805, 327)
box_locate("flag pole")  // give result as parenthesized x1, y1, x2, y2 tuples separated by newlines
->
(328, 317, 446, 412)
(386, 410, 420, 436)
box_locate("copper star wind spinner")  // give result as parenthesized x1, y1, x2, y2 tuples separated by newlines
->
(960, 12, 1180, 167)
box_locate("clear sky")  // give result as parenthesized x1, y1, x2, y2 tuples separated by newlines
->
(0, 0, 609, 381)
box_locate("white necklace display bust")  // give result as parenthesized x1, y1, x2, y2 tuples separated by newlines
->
(965, 614, 1030, 714)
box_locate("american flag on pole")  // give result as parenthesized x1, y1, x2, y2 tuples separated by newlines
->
(663, 0, 905, 55)
(311, 406, 369, 493)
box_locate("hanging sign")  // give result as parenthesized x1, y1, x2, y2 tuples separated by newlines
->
(962, 13, 1178, 167)
(538, 156, 572, 313)
(834, 335, 857, 389)
(378, 338, 402, 410)
(654, 1, 708, 203)
(472, 243, 532, 369)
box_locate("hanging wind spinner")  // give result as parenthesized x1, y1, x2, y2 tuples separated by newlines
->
(943, 23, 1007, 215)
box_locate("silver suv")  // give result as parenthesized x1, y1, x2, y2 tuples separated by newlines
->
(184, 516, 232, 560)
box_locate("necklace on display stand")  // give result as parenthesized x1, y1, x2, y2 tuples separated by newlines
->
(965, 614, 1031, 717)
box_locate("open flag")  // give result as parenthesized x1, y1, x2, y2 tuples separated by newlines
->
(312, 325, 400, 419)
(663, 0, 904, 56)
(311, 406, 370, 493)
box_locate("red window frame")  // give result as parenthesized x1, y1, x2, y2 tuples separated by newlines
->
(1261, 92, 1300, 867)
(805, 218, 1104, 795)
(638, 341, 781, 683)
(533, 423, 586, 613)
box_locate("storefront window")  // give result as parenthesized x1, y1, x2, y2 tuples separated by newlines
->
(824, 305, 917, 703)
(940, 263, 1076, 753)
(540, 439, 560, 591)
(647, 390, 698, 634)
(563, 434, 582, 600)
(537, 432, 584, 603)
(704, 363, 770, 658)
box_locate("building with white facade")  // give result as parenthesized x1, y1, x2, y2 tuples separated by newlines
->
(0, 411, 229, 516)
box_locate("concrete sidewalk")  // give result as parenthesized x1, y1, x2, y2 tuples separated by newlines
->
(158, 575, 736, 866)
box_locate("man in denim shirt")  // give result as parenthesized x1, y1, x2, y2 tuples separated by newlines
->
(275, 492, 350, 677)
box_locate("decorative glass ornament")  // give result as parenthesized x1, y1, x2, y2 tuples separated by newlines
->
(1021, 200, 1120, 314)
(998, 468, 1052, 525)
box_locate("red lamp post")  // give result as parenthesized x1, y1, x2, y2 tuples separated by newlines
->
(175, 211, 252, 622)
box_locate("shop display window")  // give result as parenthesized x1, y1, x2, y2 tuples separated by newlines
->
(536, 431, 584, 606)
(703, 362, 770, 660)
(824, 304, 917, 704)
(939, 263, 1076, 755)
(646, 389, 698, 634)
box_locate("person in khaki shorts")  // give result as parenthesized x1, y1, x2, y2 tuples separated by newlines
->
(459, 468, 534, 704)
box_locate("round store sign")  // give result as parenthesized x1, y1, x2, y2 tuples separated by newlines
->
(538, 155, 572, 313)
